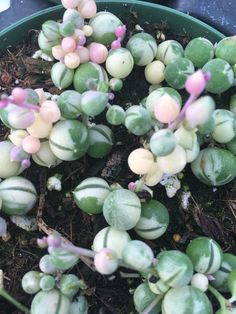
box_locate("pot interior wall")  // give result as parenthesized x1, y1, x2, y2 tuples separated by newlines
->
(0, 0, 224, 52)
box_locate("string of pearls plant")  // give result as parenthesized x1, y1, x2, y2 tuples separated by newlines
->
(0, 0, 236, 313)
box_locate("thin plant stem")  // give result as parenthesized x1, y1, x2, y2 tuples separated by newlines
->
(0, 270, 30, 313)
(60, 243, 96, 258)
(228, 295, 236, 304)
(18, 102, 40, 112)
(208, 285, 228, 312)
(0, 289, 30, 313)
(168, 93, 197, 130)
(6, 98, 40, 112)
(141, 294, 163, 314)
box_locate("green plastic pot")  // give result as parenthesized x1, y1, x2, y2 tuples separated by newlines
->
(48, 0, 61, 3)
(0, 0, 224, 52)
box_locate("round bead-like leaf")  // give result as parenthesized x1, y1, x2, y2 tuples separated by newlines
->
(186, 237, 223, 274)
(22, 271, 41, 294)
(49, 120, 89, 161)
(212, 109, 236, 143)
(103, 189, 141, 230)
(126, 32, 157, 66)
(162, 286, 213, 314)
(191, 147, 236, 186)
(73, 62, 108, 93)
(215, 36, 236, 65)
(32, 141, 60, 168)
(0, 141, 22, 179)
(40, 275, 55, 291)
(106, 48, 134, 79)
(51, 62, 74, 90)
(31, 289, 71, 314)
(89, 11, 123, 45)
(155, 250, 193, 287)
(38, 31, 60, 56)
(60, 274, 80, 299)
(164, 57, 195, 89)
(135, 200, 169, 240)
(92, 226, 131, 259)
(202, 58, 234, 94)
(42, 20, 60, 41)
(81, 91, 108, 117)
(39, 254, 57, 274)
(156, 40, 184, 65)
(73, 177, 110, 214)
(122, 240, 154, 271)
(184, 37, 214, 68)
(125, 105, 152, 135)
(157, 145, 187, 174)
(106, 105, 125, 125)
(211, 253, 236, 292)
(150, 129, 176, 157)
(228, 268, 236, 297)
(57, 90, 82, 119)
(87, 124, 114, 158)
(0, 176, 37, 215)
(145, 87, 182, 118)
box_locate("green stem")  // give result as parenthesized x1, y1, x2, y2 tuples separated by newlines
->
(0, 270, 30, 313)
(208, 285, 227, 312)
(82, 114, 90, 126)
(0, 288, 30, 313)
(135, 179, 145, 192)
(228, 295, 236, 304)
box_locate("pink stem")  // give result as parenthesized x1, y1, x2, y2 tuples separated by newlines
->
(168, 93, 197, 130)
(60, 243, 96, 258)
(15, 101, 40, 112)
(4, 97, 40, 112)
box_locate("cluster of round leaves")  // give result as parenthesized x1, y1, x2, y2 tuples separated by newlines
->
(127, 74, 236, 187)
(35, 231, 236, 314)
(72, 176, 236, 313)
(21, 253, 88, 314)
(73, 176, 169, 236)
(133, 237, 236, 314)
(0, 86, 116, 182)
(47, 10, 235, 93)
(1, 3, 236, 314)
(39, 0, 97, 70)
(41, 8, 236, 188)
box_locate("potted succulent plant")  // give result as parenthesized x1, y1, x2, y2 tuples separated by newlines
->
(0, 0, 236, 313)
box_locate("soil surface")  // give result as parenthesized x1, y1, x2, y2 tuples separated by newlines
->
(0, 10, 236, 314)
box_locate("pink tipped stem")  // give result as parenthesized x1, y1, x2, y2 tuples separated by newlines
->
(78, 35, 86, 46)
(108, 92, 115, 100)
(37, 237, 48, 248)
(115, 25, 127, 39)
(2, 97, 40, 112)
(42, 234, 96, 258)
(60, 242, 96, 258)
(18, 102, 40, 112)
(168, 93, 197, 130)
(128, 182, 136, 191)
(111, 38, 121, 50)
(21, 159, 31, 169)
(0, 99, 8, 108)
(168, 70, 210, 130)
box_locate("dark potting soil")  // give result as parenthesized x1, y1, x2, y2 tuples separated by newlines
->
(0, 10, 236, 314)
